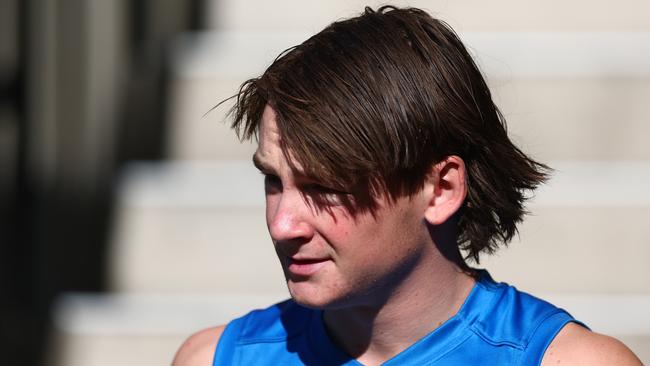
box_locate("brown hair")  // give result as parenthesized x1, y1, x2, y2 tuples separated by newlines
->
(227, 6, 549, 263)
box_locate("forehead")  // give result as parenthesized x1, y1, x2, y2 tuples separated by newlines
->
(254, 105, 304, 173)
(258, 105, 281, 146)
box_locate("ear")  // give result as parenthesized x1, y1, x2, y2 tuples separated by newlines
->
(423, 156, 467, 226)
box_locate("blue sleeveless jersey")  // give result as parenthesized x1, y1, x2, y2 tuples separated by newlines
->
(213, 272, 584, 365)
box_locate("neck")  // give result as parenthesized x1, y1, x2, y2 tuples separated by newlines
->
(322, 251, 475, 366)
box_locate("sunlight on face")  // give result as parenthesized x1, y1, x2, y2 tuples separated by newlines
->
(254, 105, 433, 309)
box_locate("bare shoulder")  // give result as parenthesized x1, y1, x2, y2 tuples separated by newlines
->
(172, 325, 226, 366)
(541, 322, 643, 366)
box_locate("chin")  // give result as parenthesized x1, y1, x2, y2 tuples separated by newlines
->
(287, 281, 341, 310)
(290, 296, 329, 310)
(287, 282, 327, 309)
(287, 280, 364, 310)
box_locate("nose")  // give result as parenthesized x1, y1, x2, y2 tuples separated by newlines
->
(267, 189, 315, 244)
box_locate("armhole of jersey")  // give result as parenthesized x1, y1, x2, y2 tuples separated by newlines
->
(520, 310, 590, 366)
(212, 318, 245, 366)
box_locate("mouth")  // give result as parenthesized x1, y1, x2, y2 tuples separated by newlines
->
(286, 257, 330, 277)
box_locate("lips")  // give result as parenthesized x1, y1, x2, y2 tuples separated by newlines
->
(287, 256, 330, 276)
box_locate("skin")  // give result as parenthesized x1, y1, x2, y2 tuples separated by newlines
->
(172, 325, 224, 366)
(540, 323, 643, 366)
(172, 105, 643, 366)
(253, 106, 475, 364)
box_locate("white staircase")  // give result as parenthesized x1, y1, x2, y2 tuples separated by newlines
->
(49, 2, 650, 365)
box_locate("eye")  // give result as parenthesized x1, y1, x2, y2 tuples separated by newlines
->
(262, 173, 282, 193)
(304, 184, 339, 194)
(302, 184, 350, 206)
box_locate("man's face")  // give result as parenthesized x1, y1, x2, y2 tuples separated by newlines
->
(254, 105, 432, 309)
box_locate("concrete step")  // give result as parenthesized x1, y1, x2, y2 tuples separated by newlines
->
(47, 292, 650, 366)
(483, 161, 650, 292)
(167, 31, 650, 161)
(108, 161, 281, 294)
(108, 161, 650, 294)
(204, 0, 650, 32)
(47, 293, 286, 366)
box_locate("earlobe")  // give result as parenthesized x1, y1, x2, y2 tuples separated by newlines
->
(423, 156, 467, 226)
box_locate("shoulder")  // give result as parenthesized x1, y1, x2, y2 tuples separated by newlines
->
(172, 325, 226, 366)
(172, 300, 309, 365)
(541, 323, 643, 366)
(471, 274, 567, 341)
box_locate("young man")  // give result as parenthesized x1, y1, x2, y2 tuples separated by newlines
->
(174, 6, 642, 365)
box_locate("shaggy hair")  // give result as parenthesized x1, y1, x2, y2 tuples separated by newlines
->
(227, 5, 549, 263)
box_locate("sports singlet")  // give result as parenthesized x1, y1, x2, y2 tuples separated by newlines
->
(213, 271, 585, 365)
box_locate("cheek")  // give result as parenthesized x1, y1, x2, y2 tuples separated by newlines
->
(347, 208, 424, 260)
(322, 213, 383, 256)
(265, 195, 279, 224)
(320, 220, 352, 246)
